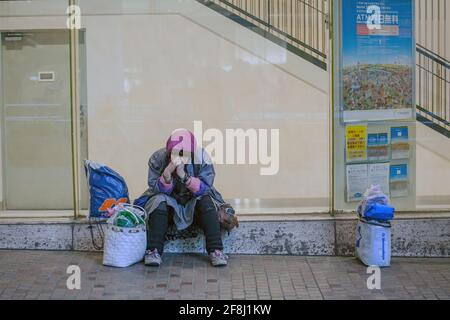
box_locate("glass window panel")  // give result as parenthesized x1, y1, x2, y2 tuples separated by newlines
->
(77, 0, 331, 215)
(332, 0, 450, 213)
(0, 28, 74, 217)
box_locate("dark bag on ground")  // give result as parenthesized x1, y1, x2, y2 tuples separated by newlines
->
(217, 203, 239, 232)
(191, 160, 239, 233)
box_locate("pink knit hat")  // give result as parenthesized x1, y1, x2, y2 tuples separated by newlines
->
(166, 129, 197, 154)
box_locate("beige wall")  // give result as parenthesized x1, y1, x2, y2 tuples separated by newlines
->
(416, 123, 450, 207)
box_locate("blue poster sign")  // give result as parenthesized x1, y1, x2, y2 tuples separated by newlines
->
(390, 126, 409, 142)
(390, 164, 408, 181)
(341, 0, 415, 122)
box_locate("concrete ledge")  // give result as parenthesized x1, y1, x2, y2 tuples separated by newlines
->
(71, 220, 335, 255)
(0, 215, 449, 257)
(336, 218, 450, 257)
(0, 224, 72, 250)
(168, 221, 335, 255)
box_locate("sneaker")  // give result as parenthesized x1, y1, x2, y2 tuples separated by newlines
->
(209, 250, 228, 267)
(144, 249, 162, 266)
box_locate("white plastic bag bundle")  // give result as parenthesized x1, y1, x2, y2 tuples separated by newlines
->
(103, 204, 147, 268)
(356, 185, 389, 218)
(355, 218, 391, 267)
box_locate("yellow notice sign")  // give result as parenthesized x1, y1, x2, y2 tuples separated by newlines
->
(346, 125, 367, 162)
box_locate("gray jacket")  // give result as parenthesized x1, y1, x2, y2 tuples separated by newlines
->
(134, 147, 226, 231)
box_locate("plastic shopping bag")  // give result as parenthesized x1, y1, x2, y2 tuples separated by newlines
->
(84, 160, 130, 218)
(108, 203, 146, 228)
(357, 185, 395, 222)
(103, 204, 147, 268)
(364, 203, 395, 221)
(355, 218, 391, 267)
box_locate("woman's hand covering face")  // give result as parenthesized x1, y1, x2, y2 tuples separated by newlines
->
(175, 163, 186, 180)
(162, 162, 177, 183)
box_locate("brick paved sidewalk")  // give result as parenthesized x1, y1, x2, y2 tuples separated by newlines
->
(0, 250, 449, 300)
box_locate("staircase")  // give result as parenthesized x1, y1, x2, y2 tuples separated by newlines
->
(416, 45, 450, 138)
(197, 0, 328, 71)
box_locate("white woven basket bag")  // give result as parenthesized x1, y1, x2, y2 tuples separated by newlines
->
(103, 204, 147, 268)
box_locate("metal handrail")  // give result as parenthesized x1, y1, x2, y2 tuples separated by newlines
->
(417, 44, 450, 67)
(416, 45, 450, 134)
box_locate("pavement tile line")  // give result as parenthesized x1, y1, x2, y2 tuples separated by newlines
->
(305, 257, 325, 300)
(0, 250, 449, 300)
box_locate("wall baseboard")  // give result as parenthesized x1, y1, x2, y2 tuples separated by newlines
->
(1, 217, 449, 257)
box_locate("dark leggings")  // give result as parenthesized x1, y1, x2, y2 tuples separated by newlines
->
(146, 196, 223, 254)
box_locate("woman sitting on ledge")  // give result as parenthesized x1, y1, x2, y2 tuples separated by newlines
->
(134, 129, 228, 267)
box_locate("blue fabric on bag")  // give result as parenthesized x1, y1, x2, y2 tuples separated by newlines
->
(364, 203, 395, 222)
(84, 160, 130, 218)
(133, 194, 150, 208)
(367, 195, 389, 206)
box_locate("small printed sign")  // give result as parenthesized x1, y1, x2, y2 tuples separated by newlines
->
(390, 163, 409, 197)
(346, 125, 368, 162)
(391, 126, 410, 160)
(367, 132, 389, 161)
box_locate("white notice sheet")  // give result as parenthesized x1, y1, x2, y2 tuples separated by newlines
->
(368, 163, 390, 195)
(346, 164, 369, 202)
